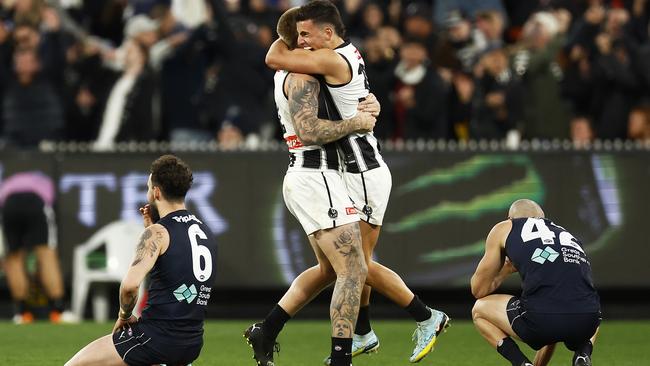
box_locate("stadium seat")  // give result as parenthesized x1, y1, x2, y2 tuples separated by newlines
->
(71, 220, 146, 322)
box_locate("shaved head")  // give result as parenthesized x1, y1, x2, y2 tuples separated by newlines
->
(508, 199, 545, 219)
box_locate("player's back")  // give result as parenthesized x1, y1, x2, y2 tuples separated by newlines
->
(141, 209, 217, 344)
(274, 69, 341, 172)
(506, 217, 600, 313)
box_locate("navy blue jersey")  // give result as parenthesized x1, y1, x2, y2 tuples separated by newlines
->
(505, 218, 600, 313)
(141, 210, 217, 341)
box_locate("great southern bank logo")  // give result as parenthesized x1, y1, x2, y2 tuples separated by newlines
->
(173, 284, 198, 303)
(531, 247, 559, 264)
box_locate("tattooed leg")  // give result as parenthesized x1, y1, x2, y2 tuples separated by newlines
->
(313, 222, 368, 338)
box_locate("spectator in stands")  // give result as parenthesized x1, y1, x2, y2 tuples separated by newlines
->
(514, 10, 571, 139)
(1, 7, 66, 148)
(347, 1, 385, 43)
(93, 40, 156, 150)
(448, 70, 474, 141)
(471, 47, 524, 140)
(475, 10, 504, 49)
(363, 32, 397, 139)
(571, 116, 595, 145)
(199, 0, 274, 146)
(589, 8, 639, 139)
(149, 0, 211, 143)
(62, 40, 113, 142)
(628, 105, 650, 141)
(393, 38, 447, 140)
(402, 2, 436, 51)
(433, 10, 487, 73)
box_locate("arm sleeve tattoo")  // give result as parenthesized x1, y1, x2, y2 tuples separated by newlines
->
(287, 74, 368, 145)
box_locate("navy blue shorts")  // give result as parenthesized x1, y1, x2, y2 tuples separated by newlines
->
(2, 192, 52, 252)
(506, 297, 601, 351)
(112, 321, 202, 366)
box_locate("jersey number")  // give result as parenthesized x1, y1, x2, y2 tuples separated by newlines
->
(520, 218, 584, 253)
(521, 218, 555, 244)
(358, 64, 370, 91)
(188, 224, 213, 282)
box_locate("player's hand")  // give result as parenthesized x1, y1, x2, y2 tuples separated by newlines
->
(139, 204, 154, 228)
(112, 314, 138, 334)
(358, 93, 381, 117)
(503, 256, 517, 274)
(356, 111, 376, 132)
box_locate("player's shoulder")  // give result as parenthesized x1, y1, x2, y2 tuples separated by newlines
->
(147, 223, 170, 241)
(287, 72, 318, 82)
(488, 220, 513, 243)
(492, 219, 513, 232)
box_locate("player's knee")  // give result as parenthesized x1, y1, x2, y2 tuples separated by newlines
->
(471, 298, 487, 322)
(319, 265, 336, 282)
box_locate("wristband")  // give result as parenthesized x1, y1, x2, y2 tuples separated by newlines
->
(118, 308, 132, 320)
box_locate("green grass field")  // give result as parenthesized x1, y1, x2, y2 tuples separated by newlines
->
(0, 320, 646, 365)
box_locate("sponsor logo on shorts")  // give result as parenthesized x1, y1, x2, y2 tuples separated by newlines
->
(362, 205, 373, 216)
(346, 207, 356, 215)
(328, 208, 338, 219)
(285, 135, 304, 149)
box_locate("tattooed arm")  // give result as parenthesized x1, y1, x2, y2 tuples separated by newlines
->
(113, 224, 169, 332)
(287, 73, 376, 146)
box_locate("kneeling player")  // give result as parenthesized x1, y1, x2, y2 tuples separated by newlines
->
(470, 199, 600, 366)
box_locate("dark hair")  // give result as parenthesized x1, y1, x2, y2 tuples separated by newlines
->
(296, 0, 346, 38)
(150, 154, 193, 202)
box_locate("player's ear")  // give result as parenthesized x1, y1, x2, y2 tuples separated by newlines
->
(324, 26, 333, 40)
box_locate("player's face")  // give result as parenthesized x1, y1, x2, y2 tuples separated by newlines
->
(297, 20, 329, 50)
(146, 174, 161, 222)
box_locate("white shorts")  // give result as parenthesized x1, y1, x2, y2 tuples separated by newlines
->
(343, 165, 392, 226)
(283, 170, 360, 235)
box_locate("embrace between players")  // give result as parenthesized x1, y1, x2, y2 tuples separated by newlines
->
(246, 3, 600, 366)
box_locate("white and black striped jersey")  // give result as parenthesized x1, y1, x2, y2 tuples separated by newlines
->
(274, 69, 340, 172)
(323, 41, 385, 173)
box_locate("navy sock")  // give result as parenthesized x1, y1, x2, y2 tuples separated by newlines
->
(573, 340, 594, 363)
(497, 337, 531, 366)
(354, 305, 371, 335)
(262, 304, 291, 341)
(404, 295, 431, 322)
(330, 337, 352, 366)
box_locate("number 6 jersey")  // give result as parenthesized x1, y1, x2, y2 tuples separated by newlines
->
(506, 217, 600, 313)
(141, 209, 217, 340)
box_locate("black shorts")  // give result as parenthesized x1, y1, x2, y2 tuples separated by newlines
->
(506, 297, 601, 351)
(113, 321, 203, 366)
(2, 192, 54, 252)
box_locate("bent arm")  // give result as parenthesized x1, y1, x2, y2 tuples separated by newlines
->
(119, 224, 168, 317)
(471, 220, 513, 299)
(287, 73, 374, 145)
(266, 39, 344, 76)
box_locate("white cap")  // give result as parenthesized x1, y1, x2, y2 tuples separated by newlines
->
(124, 15, 158, 39)
(531, 12, 559, 37)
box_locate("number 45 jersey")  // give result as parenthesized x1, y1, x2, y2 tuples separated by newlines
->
(142, 209, 217, 326)
(506, 218, 600, 313)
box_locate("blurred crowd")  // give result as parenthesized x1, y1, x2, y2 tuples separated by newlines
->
(1, 0, 650, 151)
